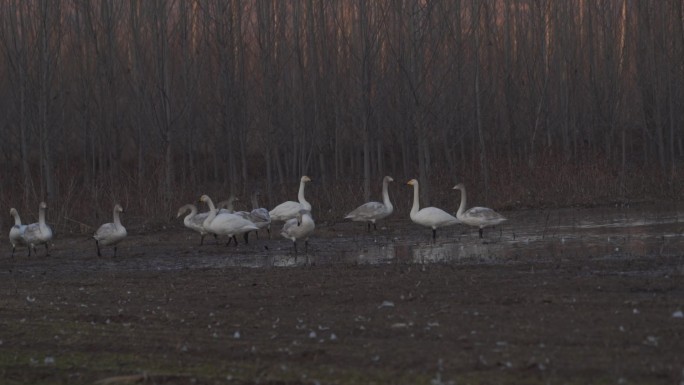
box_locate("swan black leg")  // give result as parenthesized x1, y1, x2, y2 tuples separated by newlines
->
(199, 234, 205, 246)
(374, 223, 378, 231)
(293, 241, 298, 254)
(96, 241, 102, 257)
(243, 232, 249, 244)
(267, 226, 271, 239)
(11, 246, 15, 259)
(114, 246, 118, 257)
(367, 222, 371, 232)
(305, 240, 309, 253)
(255, 230, 260, 240)
(479, 228, 484, 239)
(432, 229, 437, 240)
(45, 243, 50, 257)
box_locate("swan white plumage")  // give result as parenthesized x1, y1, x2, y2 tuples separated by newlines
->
(200, 195, 259, 246)
(345, 176, 394, 231)
(9, 208, 28, 258)
(452, 183, 507, 238)
(269, 176, 312, 221)
(93, 204, 127, 257)
(407, 179, 459, 240)
(176, 204, 214, 245)
(23, 201, 53, 257)
(280, 209, 315, 253)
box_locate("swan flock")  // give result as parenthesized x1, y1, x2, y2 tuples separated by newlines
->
(8, 176, 507, 258)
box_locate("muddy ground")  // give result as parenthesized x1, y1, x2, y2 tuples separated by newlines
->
(1, 207, 683, 385)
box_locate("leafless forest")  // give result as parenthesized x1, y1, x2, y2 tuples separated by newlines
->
(1, 0, 682, 230)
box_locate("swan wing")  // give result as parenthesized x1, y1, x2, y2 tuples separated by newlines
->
(269, 201, 302, 221)
(207, 213, 258, 235)
(187, 212, 209, 233)
(462, 207, 507, 226)
(24, 223, 45, 244)
(280, 217, 299, 239)
(24, 222, 53, 244)
(412, 207, 460, 228)
(249, 208, 271, 229)
(280, 216, 314, 240)
(94, 223, 127, 245)
(345, 202, 390, 221)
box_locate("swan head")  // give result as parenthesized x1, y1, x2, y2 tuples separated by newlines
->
(10, 208, 18, 216)
(452, 183, 465, 190)
(114, 204, 124, 213)
(301, 176, 311, 183)
(39, 202, 47, 209)
(407, 179, 418, 186)
(199, 194, 210, 203)
(384, 176, 394, 183)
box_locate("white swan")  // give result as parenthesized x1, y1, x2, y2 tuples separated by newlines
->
(93, 204, 127, 257)
(407, 179, 459, 240)
(9, 208, 28, 258)
(280, 209, 315, 253)
(200, 195, 259, 246)
(176, 204, 214, 245)
(269, 176, 312, 221)
(23, 201, 53, 257)
(452, 183, 507, 238)
(345, 176, 394, 231)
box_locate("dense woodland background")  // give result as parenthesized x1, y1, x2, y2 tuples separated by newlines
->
(1, 0, 683, 233)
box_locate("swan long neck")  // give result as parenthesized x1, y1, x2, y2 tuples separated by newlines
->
(183, 205, 197, 226)
(410, 183, 420, 217)
(297, 181, 309, 207)
(203, 198, 217, 228)
(113, 208, 123, 229)
(457, 186, 467, 217)
(11, 211, 22, 226)
(382, 181, 392, 210)
(39, 206, 48, 232)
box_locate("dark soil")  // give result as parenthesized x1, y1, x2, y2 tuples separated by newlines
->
(1, 218, 683, 385)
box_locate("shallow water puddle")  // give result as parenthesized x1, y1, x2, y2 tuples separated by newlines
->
(2, 205, 683, 273)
